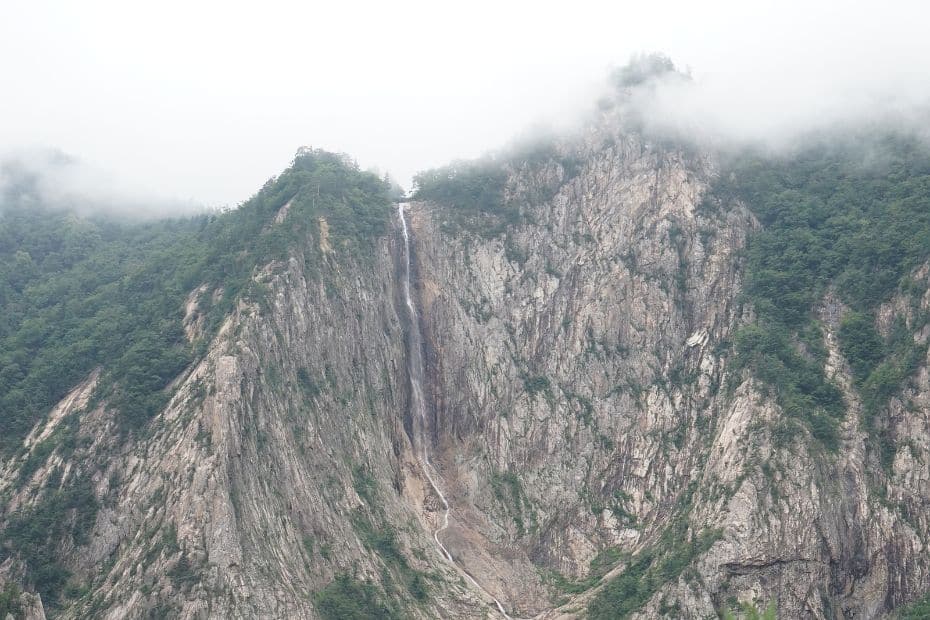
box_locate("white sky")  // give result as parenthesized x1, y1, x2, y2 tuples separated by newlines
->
(2, 0, 929, 209)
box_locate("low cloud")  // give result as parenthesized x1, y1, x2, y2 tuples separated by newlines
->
(3, 2, 930, 208)
(610, 54, 930, 153)
(0, 149, 202, 219)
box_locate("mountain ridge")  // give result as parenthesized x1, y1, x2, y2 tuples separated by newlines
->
(4, 61, 930, 618)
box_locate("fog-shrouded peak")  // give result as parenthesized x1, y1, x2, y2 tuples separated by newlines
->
(4, 1, 929, 207)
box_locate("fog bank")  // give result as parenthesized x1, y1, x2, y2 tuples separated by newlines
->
(2, 1, 929, 210)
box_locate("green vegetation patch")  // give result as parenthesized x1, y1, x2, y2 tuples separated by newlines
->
(0, 582, 24, 619)
(412, 159, 513, 236)
(588, 482, 721, 619)
(732, 322, 845, 450)
(350, 510, 429, 602)
(522, 375, 552, 398)
(313, 573, 401, 620)
(0, 473, 98, 607)
(0, 149, 392, 450)
(347, 464, 430, 603)
(587, 526, 720, 619)
(412, 136, 584, 237)
(0, 149, 392, 608)
(544, 546, 625, 596)
(723, 600, 777, 620)
(490, 470, 528, 536)
(716, 133, 930, 451)
(899, 590, 930, 619)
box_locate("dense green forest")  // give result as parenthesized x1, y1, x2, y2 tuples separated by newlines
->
(0, 149, 392, 453)
(715, 133, 930, 457)
(411, 136, 583, 237)
(412, 158, 515, 237)
(0, 149, 393, 607)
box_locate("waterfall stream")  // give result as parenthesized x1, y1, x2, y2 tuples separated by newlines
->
(397, 202, 512, 620)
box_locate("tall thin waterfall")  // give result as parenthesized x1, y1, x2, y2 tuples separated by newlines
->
(396, 203, 512, 619)
(397, 201, 431, 460)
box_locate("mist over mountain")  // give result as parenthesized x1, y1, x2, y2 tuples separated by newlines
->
(0, 149, 202, 219)
(4, 1, 930, 207)
(5, 4, 930, 618)
(611, 56, 930, 153)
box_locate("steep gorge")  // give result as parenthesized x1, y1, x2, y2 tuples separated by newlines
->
(398, 202, 512, 618)
(3, 80, 930, 620)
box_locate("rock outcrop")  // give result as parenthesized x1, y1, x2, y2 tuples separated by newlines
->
(3, 101, 930, 620)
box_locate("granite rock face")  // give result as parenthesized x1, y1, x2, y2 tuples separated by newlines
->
(3, 109, 930, 619)
(401, 113, 930, 618)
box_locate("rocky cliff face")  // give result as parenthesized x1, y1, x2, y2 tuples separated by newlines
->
(402, 112, 930, 618)
(405, 121, 749, 614)
(0, 227, 498, 618)
(3, 104, 930, 620)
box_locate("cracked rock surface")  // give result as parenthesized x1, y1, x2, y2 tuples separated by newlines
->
(3, 111, 930, 619)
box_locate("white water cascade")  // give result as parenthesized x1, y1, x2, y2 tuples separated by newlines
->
(396, 203, 512, 619)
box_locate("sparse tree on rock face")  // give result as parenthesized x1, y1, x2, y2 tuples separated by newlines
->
(0, 583, 25, 619)
(722, 601, 777, 620)
(900, 592, 930, 619)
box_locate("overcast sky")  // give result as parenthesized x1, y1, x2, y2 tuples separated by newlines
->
(2, 0, 929, 210)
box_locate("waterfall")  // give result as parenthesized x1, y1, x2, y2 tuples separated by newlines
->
(396, 202, 512, 620)
(397, 201, 431, 461)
